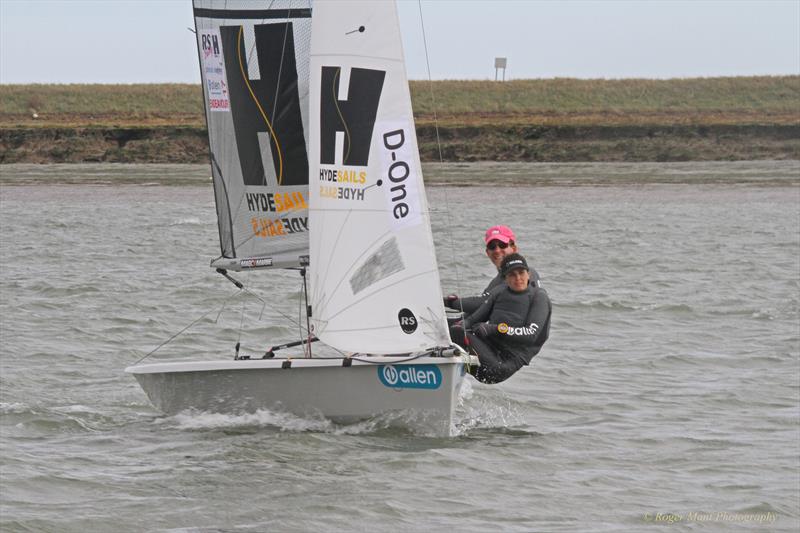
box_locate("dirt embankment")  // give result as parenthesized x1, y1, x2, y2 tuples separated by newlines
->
(2, 78, 797, 163)
(417, 123, 800, 162)
(1, 122, 798, 164)
(0, 127, 208, 164)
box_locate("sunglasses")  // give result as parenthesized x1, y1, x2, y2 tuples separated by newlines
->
(486, 240, 512, 251)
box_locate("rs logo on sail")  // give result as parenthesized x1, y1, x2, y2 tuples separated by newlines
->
(398, 308, 417, 334)
(378, 365, 442, 389)
(201, 33, 220, 57)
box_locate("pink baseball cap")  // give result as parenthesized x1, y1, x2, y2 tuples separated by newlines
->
(484, 225, 515, 245)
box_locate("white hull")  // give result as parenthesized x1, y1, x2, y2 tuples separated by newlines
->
(126, 355, 476, 436)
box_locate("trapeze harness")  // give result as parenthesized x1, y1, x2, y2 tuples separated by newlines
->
(451, 284, 551, 384)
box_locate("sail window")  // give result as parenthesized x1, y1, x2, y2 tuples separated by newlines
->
(349, 237, 405, 295)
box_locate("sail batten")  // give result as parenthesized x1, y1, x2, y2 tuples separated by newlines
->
(193, 8, 312, 20)
(308, 1, 451, 354)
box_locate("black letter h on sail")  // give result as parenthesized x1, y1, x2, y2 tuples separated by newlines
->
(220, 23, 308, 187)
(319, 66, 385, 166)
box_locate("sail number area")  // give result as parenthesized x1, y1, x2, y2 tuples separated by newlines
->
(246, 191, 309, 238)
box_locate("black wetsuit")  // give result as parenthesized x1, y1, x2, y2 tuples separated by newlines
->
(449, 268, 542, 315)
(450, 283, 551, 384)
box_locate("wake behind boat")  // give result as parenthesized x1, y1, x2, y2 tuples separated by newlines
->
(126, 0, 476, 436)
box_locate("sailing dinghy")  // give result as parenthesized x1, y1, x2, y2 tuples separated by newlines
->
(126, 0, 475, 435)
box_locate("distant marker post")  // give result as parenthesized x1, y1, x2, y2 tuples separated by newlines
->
(494, 57, 507, 81)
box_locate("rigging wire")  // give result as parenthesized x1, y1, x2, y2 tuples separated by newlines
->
(301, 268, 313, 358)
(298, 277, 308, 357)
(131, 271, 316, 365)
(240, 284, 303, 329)
(131, 288, 243, 366)
(416, 0, 467, 319)
(237, 298, 246, 346)
(272, 7, 291, 149)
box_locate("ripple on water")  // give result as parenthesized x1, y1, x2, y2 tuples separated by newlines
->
(1, 163, 799, 532)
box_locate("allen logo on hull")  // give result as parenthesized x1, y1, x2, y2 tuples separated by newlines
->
(378, 365, 442, 390)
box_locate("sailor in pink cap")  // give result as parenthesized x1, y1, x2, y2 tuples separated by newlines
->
(483, 224, 517, 271)
(444, 224, 541, 315)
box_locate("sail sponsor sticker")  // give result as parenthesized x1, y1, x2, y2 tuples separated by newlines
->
(318, 168, 369, 203)
(499, 322, 539, 336)
(378, 364, 442, 390)
(398, 308, 417, 334)
(379, 122, 422, 230)
(239, 257, 273, 269)
(199, 28, 230, 112)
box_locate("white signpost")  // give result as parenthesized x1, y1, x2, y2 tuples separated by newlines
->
(494, 57, 507, 81)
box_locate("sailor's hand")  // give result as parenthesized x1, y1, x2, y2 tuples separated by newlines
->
(473, 322, 494, 339)
(443, 294, 460, 309)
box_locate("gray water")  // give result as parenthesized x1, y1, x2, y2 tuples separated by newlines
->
(1, 162, 798, 532)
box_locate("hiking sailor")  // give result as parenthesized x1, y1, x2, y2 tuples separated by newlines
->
(444, 225, 542, 315)
(450, 253, 551, 384)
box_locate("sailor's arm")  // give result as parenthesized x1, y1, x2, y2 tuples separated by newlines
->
(455, 293, 488, 314)
(444, 273, 504, 314)
(462, 293, 495, 330)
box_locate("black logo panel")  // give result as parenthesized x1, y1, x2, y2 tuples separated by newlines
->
(319, 66, 385, 167)
(220, 23, 308, 186)
(398, 308, 417, 334)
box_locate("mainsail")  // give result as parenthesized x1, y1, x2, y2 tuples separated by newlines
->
(308, 1, 451, 354)
(193, 0, 312, 270)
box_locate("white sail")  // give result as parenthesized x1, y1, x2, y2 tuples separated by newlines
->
(308, 0, 451, 354)
(193, 0, 312, 270)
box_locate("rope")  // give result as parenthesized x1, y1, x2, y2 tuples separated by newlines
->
(240, 285, 303, 329)
(131, 271, 312, 365)
(299, 277, 309, 357)
(417, 1, 444, 165)
(237, 298, 246, 345)
(131, 289, 243, 366)
(272, 7, 291, 148)
(417, 0, 467, 319)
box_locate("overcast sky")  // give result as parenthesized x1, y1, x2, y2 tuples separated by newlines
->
(1, 0, 798, 83)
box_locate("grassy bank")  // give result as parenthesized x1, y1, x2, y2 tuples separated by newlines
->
(1, 76, 798, 162)
(2, 76, 798, 126)
(410, 77, 799, 116)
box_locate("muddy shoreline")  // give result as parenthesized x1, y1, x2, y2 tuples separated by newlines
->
(1, 123, 798, 164)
